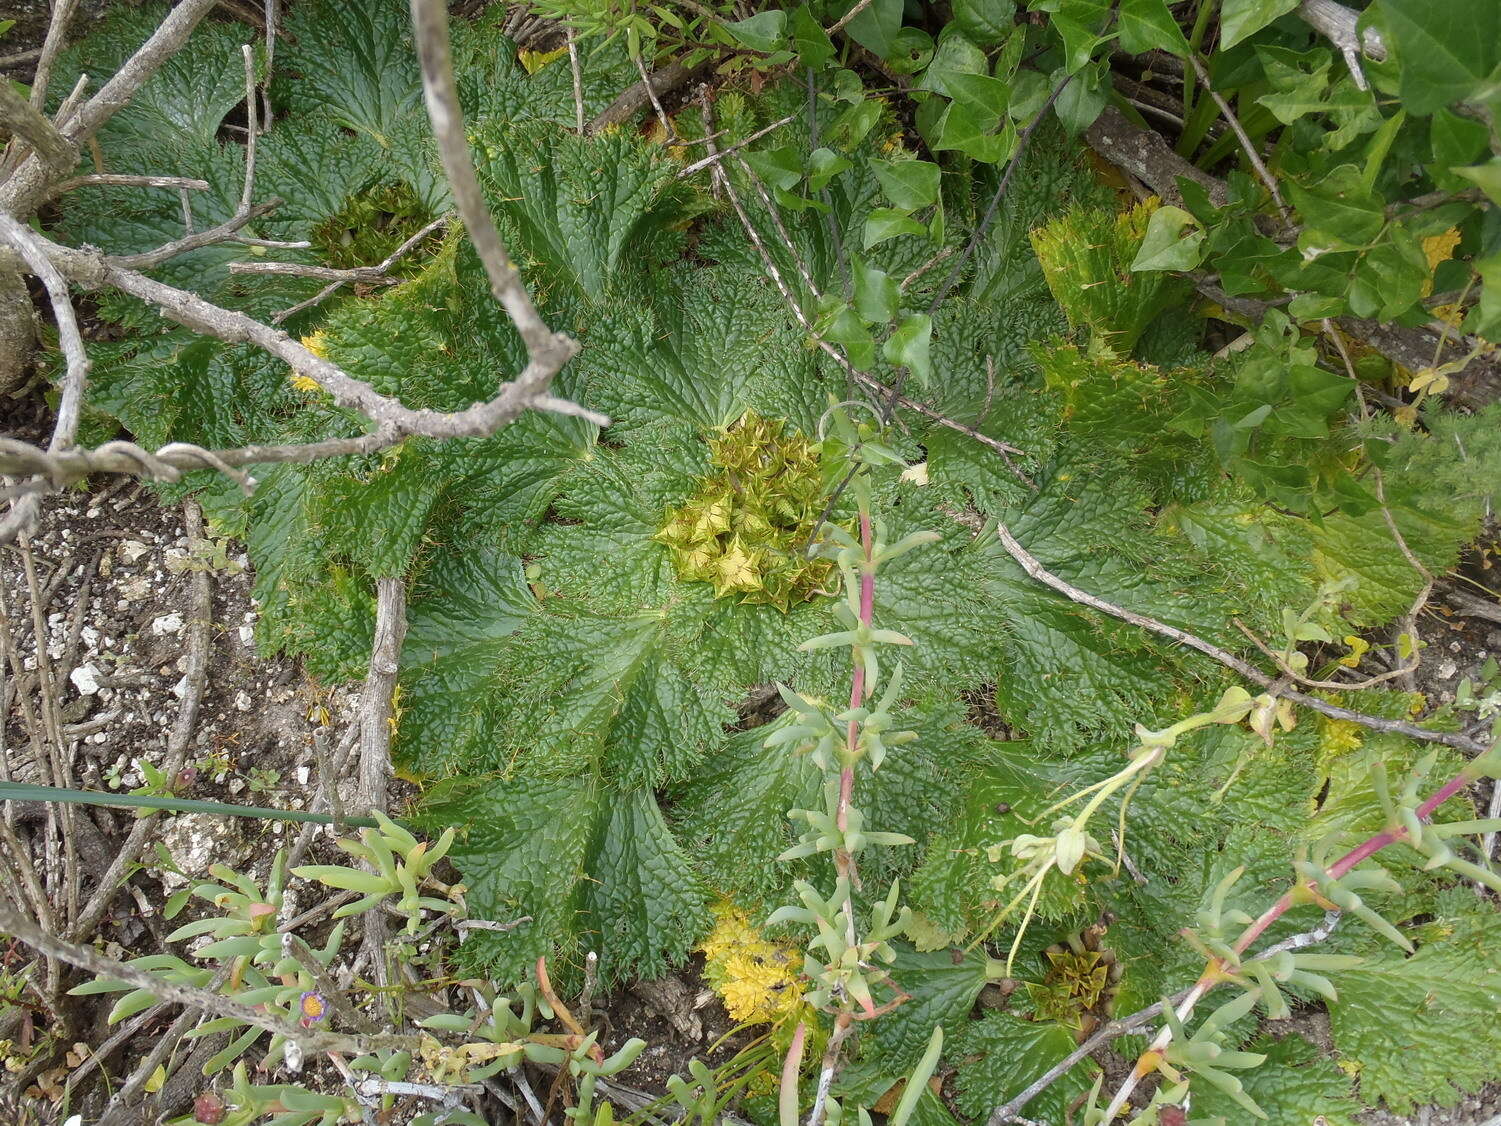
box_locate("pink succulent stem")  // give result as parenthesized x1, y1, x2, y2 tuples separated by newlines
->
(837, 511, 875, 843)
(1232, 765, 1475, 955)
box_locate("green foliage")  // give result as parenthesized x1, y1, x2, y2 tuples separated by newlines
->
(1328, 899, 1501, 1112)
(44, 0, 1501, 1120)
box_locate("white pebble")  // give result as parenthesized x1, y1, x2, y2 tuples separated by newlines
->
(71, 664, 103, 696)
(151, 612, 185, 636)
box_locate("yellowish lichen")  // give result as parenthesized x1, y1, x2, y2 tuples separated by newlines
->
(698, 901, 804, 1025)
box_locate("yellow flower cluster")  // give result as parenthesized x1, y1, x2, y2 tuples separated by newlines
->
(699, 902, 803, 1025)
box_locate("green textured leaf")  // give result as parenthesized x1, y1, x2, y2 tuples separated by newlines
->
(475, 123, 693, 303)
(1329, 908, 1501, 1112)
(948, 1011, 1098, 1123)
(277, 0, 421, 145)
(867, 948, 997, 1070)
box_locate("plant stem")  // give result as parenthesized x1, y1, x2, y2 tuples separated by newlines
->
(1099, 761, 1484, 1121)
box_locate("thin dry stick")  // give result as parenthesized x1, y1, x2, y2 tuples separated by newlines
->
(356, 577, 407, 986)
(1188, 54, 1288, 219)
(238, 44, 258, 214)
(0, 898, 395, 1055)
(987, 913, 1343, 1125)
(566, 26, 585, 132)
(990, 519, 1490, 754)
(676, 113, 799, 180)
(825, 0, 878, 35)
(27, 0, 80, 113)
(18, 538, 76, 929)
(47, 172, 209, 197)
(270, 214, 448, 322)
(408, 0, 578, 377)
(631, 47, 678, 141)
(34, 232, 607, 433)
(0, 214, 89, 450)
(68, 498, 213, 943)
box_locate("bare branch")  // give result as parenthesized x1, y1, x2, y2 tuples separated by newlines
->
(1, 0, 218, 214)
(1300, 0, 1385, 90)
(0, 897, 397, 1056)
(229, 260, 404, 284)
(989, 520, 1491, 754)
(676, 113, 799, 179)
(48, 173, 210, 197)
(108, 199, 283, 268)
(29, 228, 604, 436)
(567, 25, 585, 133)
(0, 215, 90, 451)
(826, 0, 878, 35)
(0, 82, 78, 173)
(27, 0, 81, 114)
(408, 0, 577, 377)
(588, 60, 701, 135)
(0, 431, 391, 488)
(271, 215, 446, 322)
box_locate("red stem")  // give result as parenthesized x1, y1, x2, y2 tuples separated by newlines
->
(1231, 766, 1475, 956)
(836, 511, 876, 851)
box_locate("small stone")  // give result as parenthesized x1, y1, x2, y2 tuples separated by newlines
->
(234, 691, 252, 712)
(71, 664, 103, 696)
(1437, 659, 1458, 680)
(239, 625, 255, 647)
(151, 612, 185, 636)
(119, 540, 150, 563)
(118, 576, 152, 602)
(171, 675, 189, 699)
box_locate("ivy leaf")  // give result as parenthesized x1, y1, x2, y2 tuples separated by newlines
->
(1116, 0, 1190, 57)
(1377, 0, 1501, 115)
(1455, 159, 1501, 206)
(1285, 164, 1385, 252)
(723, 10, 787, 53)
(952, 0, 1017, 47)
(1219, 0, 1299, 50)
(865, 208, 930, 250)
(871, 159, 943, 211)
(883, 314, 934, 389)
(789, 6, 836, 68)
(843, 0, 905, 59)
(1129, 205, 1205, 272)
